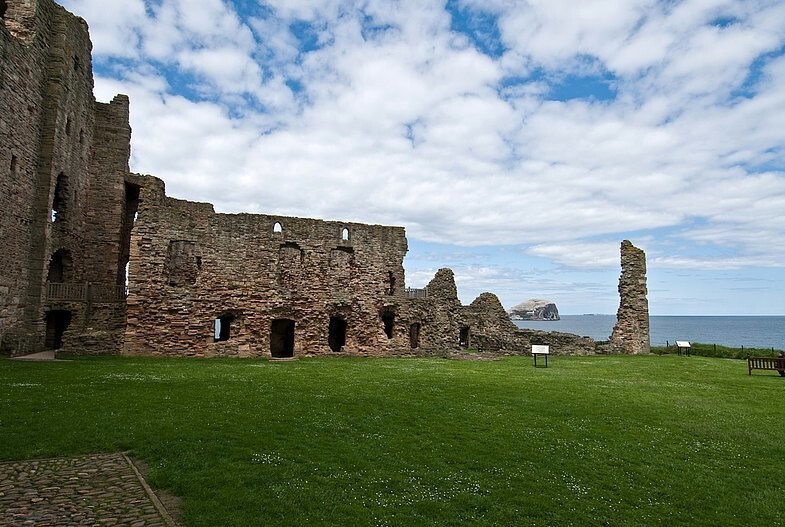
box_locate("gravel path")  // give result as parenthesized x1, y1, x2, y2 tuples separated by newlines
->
(0, 453, 177, 526)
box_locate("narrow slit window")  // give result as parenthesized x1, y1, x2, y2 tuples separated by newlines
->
(387, 271, 396, 295)
(51, 173, 67, 223)
(341, 228, 349, 241)
(10, 154, 17, 177)
(381, 310, 394, 339)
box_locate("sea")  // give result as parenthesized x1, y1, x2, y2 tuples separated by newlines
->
(513, 315, 785, 350)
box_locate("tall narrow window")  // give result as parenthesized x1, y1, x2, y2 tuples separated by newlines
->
(409, 323, 421, 349)
(0, 1, 7, 20)
(387, 271, 396, 295)
(341, 228, 349, 241)
(65, 117, 72, 136)
(10, 154, 17, 177)
(51, 173, 68, 223)
(273, 222, 282, 233)
(381, 310, 394, 339)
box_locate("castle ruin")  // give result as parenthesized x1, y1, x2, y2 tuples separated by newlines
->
(1, 0, 618, 359)
(609, 240, 650, 354)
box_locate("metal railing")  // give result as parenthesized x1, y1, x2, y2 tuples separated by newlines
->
(405, 287, 428, 299)
(46, 282, 126, 303)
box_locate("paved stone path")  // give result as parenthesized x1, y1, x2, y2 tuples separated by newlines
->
(0, 453, 177, 526)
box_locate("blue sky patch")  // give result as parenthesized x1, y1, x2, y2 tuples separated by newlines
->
(547, 72, 618, 102)
(445, 0, 505, 58)
(732, 44, 785, 100)
(289, 20, 322, 53)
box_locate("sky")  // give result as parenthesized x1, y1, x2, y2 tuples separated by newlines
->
(60, 0, 785, 315)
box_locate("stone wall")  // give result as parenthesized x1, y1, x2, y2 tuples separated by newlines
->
(609, 240, 650, 354)
(124, 177, 411, 357)
(0, 0, 130, 355)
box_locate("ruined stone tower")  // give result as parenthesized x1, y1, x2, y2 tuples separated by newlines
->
(609, 240, 650, 354)
(0, 0, 132, 354)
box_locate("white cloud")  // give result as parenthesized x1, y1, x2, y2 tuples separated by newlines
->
(74, 0, 785, 289)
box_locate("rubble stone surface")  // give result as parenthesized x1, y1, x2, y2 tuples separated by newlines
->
(610, 240, 650, 354)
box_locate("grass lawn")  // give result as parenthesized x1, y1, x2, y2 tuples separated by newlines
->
(1, 355, 783, 526)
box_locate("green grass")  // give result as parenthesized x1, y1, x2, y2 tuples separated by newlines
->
(1, 355, 783, 526)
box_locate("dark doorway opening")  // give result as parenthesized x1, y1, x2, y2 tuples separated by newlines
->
(214, 313, 235, 342)
(409, 323, 421, 349)
(270, 319, 295, 358)
(381, 310, 394, 339)
(459, 326, 470, 348)
(0, 1, 7, 21)
(328, 316, 347, 352)
(45, 310, 72, 349)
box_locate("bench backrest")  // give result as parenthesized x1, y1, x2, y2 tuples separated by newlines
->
(747, 356, 785, 371)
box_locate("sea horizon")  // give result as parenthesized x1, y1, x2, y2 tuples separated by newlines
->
(513, 314, 785, 349)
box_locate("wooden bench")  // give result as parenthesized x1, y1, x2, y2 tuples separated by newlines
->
(747, 356, 785, 375)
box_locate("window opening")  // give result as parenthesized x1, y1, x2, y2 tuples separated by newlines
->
(119, 183, 140, 285)
(10, 154, 17, 177)
(214, 313, 235, 342)
(409, 323, 421, 349)
(459, 327, 470, 348)
(273, 222, 282, 233)
(328, 316, 347, 352)
(387, 271, 396, 295)
(51, 173, 67, 222)
(45, 310, 72, 350)
(65, 117, 72, 136)
(79, 129, 84, 144)
(270, 319, 295, 358)
(0, 1, 6, 20)
(47, 249, 72, 283)
(381, 310, 394, 339)
(341, 228, 349, 241)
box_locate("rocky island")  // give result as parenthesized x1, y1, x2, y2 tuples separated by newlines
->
(509, 299, 560, 321)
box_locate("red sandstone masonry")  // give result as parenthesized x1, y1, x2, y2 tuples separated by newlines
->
(1, 0, 596, 358)
(610, 240, 650, 354)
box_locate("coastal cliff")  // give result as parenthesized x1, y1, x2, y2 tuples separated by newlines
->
(509, 299, 560, 321)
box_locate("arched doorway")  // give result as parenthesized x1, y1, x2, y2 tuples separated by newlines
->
(328, 316, 347, 352)
(459, 326, 470, 349)
(270, 319, 295, 358)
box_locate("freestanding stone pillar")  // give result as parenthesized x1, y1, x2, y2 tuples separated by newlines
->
(610, 240, 650, 354)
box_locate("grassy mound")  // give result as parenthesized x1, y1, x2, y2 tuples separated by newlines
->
(1, 355, 783, 526)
